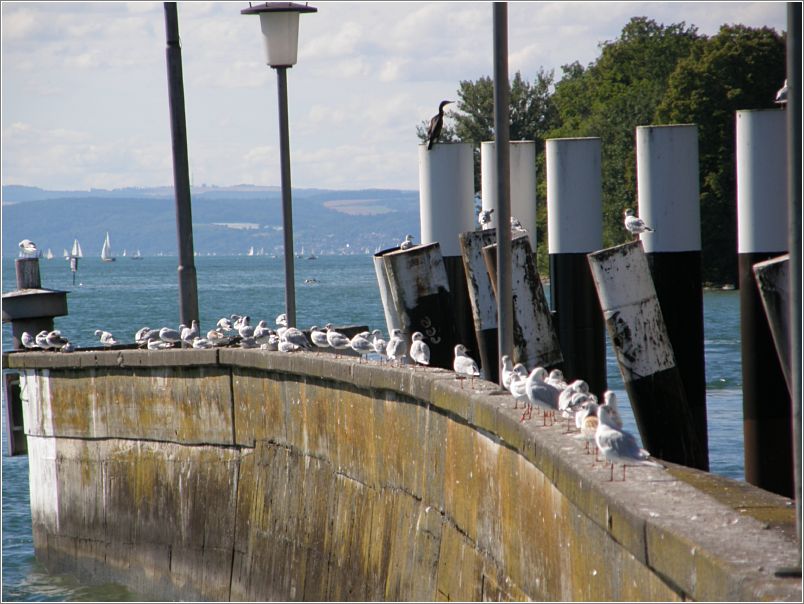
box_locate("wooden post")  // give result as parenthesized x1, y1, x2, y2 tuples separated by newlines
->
(588, 241, 706, 469)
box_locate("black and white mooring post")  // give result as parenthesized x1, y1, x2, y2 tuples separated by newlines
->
(382, 242, 459, 370)
(418, 142, 477, 354)
(546, 137, 606, 396)
(373, 246, 404, 338)
(588, 241, 706, 469)
(482, 234, 563, 371)
(459, 229, 499, 382)
(481, 141, 537, 251)
(636, 124, 708, 470)
(736, 108, 792, 497)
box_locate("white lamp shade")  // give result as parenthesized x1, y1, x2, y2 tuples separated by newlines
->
(259, 11, 300, 67)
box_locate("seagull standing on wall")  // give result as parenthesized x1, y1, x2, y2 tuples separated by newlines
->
(426, 100, 453, 150)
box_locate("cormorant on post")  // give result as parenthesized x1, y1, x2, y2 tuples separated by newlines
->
(426, 100, 453, 150)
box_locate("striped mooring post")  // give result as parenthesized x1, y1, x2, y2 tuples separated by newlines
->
(459, 228, 500, 382)
(736, 108, 792, 497)
(373, 246, 403, 338)
(382, 242, 459, 370)
(418, 142, 477, 359)
(546, 137, 607, 396)
(588, 241, 707, 468)
(636, 124, 709, 471)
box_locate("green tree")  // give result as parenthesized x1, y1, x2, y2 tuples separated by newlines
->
(549, 17, 702, 248)
(656, 25, 786, 284)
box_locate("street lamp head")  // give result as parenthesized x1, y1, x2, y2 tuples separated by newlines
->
(241, 2, 317, 68)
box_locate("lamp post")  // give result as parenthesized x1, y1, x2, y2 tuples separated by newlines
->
(242, 2, 317, 328)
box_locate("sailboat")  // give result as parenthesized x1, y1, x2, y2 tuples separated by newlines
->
(122, 249, 127, 257)
(101, 232, 116, 262)
(131, 249, 143, 260)
(63, 248, 70, 260)
(247, 246, 255, 257)
(70, 239, 83, 258)
(45, 248, 54, 260)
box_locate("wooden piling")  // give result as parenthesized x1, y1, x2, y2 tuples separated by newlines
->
(588, 241, 706, 469)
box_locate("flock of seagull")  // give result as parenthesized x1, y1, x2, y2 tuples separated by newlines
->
(20, 315, 662, 482)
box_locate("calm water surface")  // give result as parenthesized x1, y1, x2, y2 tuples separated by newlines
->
(1, 255, 745, 601)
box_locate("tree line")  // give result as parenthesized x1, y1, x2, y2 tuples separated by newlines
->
(419, 17, 786, 285)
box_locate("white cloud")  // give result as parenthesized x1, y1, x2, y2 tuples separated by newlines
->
(1, 1, 788, 191)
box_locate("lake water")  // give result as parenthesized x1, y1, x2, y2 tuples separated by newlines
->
(1, 254, 746, 601)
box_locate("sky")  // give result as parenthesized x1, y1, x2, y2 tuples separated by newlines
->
(1, 1, 788, 192)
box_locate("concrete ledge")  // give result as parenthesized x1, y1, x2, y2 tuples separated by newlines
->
(7, 349, 801, 601)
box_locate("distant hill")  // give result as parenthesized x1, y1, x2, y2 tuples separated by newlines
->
(2, 185, 421, 258)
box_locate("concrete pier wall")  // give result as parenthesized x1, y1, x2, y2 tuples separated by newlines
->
(4, 349, 800, 602)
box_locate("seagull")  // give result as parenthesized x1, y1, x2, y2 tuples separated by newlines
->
(508, 371, 529, 410)
(399, 234, 415, 250)
(147, 339, 171, 350)
(45, 330, 70, 350)
(253, 320, 273, 344)
(350, 331, 374, 362)
(501, 355, 514, 389)
(94, 329, 118, 347)
(192, 337, 213, 349)
(261, 334, 280, 351)
(546, 368, 568, 390)
(558, 379, 589, 418)
(575, 400, 600, 456)
(624, 208, 654, 237)
(61, 341, 75, 353)
(207, 329, 232, 347)
(325, 324, 351, 355)
(275, 313, 289, 338)
(479, 208, 494, 230)
(410, 332, 430, 368)
(158, 326, 181, 347)
(775, 79, 788, 106)
(21, 331, 38, 349)
(239, 336, 258, 349)
(135, 326, 160, 347)
(371, 329, 387, 363)
(426, 99, 453, 150)
(18, 239, 39, 258)
(596, 405, 663, 481)
(386, 328, 407, 365)
(217, 317, 234, 333)
(510, 216, 527, 233)
(601, 390, 624, 430)
(181, 320, 200, 345)
(523, 367, 561, 424)
(453, 344, 480, 388)
(35, 330, 50, 349)
(310, 326, 330, 351)
(283, 327, 311, 350)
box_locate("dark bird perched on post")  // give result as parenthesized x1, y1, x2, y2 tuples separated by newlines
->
(426, 100, 453, 150)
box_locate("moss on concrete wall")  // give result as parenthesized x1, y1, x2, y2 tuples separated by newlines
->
(6, 349, 800, 601)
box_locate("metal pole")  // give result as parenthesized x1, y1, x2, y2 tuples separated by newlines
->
(275, 66, 297, 328)
(493, 2, 512, 386)
(164, 2, 199, 328)
(786, 0, 802, 571)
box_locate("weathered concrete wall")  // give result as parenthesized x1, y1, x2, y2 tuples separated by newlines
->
(4, 349, 800, 601)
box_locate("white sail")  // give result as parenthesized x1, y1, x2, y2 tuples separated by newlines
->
(248, 246, 255, 256)
(45, 248, 54, 260)
(122, 249, 127, 257)
(70, 239, 83, 258)
(63, 248, 69, 258)
(101, 232, 115, 262)
(131, 249, 143, 260)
